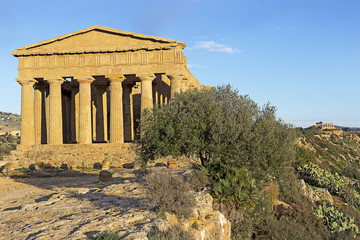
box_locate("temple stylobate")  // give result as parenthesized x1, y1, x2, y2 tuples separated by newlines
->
(12, 26, 202, 147)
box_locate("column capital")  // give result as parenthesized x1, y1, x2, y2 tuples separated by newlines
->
(137, 73, 155, 81)
(16, 78, 37, 86)
(47, 79, 65, 85)
(107, 74, 125, 83)
(76, 78, 94, 84)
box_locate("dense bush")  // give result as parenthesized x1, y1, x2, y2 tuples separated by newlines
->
(298, 164, 360, 209)
(143, 171, 195, 218)
(294, 145, 316, 168)
(315, 202, 359, 237)
(135, 85, 331, 238)
(137, 85, 296, 182)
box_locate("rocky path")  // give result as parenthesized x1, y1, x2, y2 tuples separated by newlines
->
(0, 171, 156, 240)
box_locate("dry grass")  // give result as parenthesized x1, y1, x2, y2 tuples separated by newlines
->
(143, 171, 195, 218)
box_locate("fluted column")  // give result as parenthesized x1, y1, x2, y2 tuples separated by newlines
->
(70, 82, 79, 143)
(123, 83, 133, 142)
(34, 83, 45, 145)
(78, 78, 94, 144)
(108, 75, 125, 143)
(47, 79, 64, 145)
(45, 86, 50, 143)
(168, 74, 183, 99)
(94, 85, 108, 142)
(137, 73, 155, 111)
(17, 79, 36, 145)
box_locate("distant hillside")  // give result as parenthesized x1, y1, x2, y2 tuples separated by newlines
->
(0, 111, 20, 134)
(335, 125, 360, 131)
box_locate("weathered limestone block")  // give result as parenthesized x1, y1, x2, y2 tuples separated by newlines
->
(99, 170, 112, 183)
(298, 179, 333, 205)
(150, 191, 231, 240)
(102, 159, 110, 170)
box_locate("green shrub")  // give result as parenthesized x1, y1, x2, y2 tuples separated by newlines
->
(147, 225, 194, 240)
(143, 171, 195, 218)
(136, 85, 296, 182)
(93, 231, 121, 240)
(294, 145, 316, 168)
(297, 163, 360, 209)
(187, 164, 210, 191)
(211, 166, 259, 212)
(315, 202, 359, 236)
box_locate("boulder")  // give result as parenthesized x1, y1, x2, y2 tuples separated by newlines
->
(93, 162, 102, 170)
(99, 170, 112, 183)
(102, 160, 110, 170)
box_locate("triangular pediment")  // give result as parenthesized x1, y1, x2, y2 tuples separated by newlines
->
(12, 26, 185, 56)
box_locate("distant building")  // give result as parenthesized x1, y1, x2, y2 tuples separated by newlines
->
(316, 121, 336, 130)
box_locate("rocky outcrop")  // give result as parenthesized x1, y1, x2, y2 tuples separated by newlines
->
(298, 179, 334, 205)
(0, 169, 230, 240)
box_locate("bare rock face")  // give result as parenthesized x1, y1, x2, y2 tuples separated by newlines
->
(314, 188, 334, 205)
(146, 191, 231, 240)
(0, 169, 231, 240)
(99, 170, 112, 183)
(2, 162, 15, 171)
(298, 179, 333, 205)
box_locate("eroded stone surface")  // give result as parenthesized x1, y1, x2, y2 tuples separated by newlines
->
(0, 171, 155, 240)
(0, 169, 230, 240)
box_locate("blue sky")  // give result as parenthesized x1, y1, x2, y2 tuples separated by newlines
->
(1, 0, 359, 128)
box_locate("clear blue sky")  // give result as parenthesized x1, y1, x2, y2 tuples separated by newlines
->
(1, 0, 359, 128)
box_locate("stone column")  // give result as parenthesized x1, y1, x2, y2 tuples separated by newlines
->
(108, 75, 125, 143)
(17, 79, 36, 145)
(137, 73, 155, 111)
(94, 85, 108, 142)
(47, 79, 64, 145)
(123, 83, 133, 142)
(168, 74, 183, 98)
(45, 86, 50, 143)
(34, 83, 45, 145)
(78, 78, 94, 144)
(70, 82, 79, 143)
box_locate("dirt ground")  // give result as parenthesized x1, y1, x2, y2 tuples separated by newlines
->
(0, 169, 157, 240)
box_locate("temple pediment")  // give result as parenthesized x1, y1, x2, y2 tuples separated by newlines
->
(12, 25, 185, 56)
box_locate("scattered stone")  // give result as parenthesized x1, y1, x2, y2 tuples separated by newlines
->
(60, 164, 69, 170)
(93, 162, 102, 170)
(99, 170, 112, 183)
(167, 160, 177, 169)
(122, 163, 134, 169)
(102, 160, 110, 170)
(67, 160, 77, 170)
(3, 162, 15, 171)
(29, 163, 40, 171)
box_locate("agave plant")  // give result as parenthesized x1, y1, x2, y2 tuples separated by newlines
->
(211, 166, 259, 211)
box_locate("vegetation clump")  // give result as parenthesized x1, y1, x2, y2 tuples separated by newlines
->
(147, 225, 194, 240)
(143, 171, 195, 218)
(315, 202, 359, 236)
(136, 84, 360, 239)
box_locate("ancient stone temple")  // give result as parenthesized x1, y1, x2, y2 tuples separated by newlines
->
(8, 26, 201, 166)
